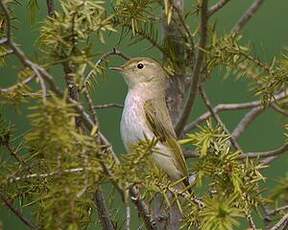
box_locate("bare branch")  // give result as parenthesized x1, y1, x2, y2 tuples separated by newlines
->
(175, 0, 209, 136)
(199, 86, 242, 152)
(269, 212, 288, 230)
(232, 107, 263, 140)
(184, 91, 287, 136)
(208, 0, 231, 17)
(183, 101, 261, 134)
(0, 75, 35, 93)
(232, 0, 265, 33)
(0, 191, 38, 229)
(93, 103, 123, 109)
(239, 143, 288, 159)
(94, 189, 116, 230)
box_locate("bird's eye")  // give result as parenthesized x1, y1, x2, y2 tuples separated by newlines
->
(137, 63, 144, 69)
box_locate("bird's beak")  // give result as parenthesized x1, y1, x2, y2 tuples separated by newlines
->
(109, 66, 124, 72)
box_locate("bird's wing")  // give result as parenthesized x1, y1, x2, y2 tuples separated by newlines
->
(144, 98, 188, 178)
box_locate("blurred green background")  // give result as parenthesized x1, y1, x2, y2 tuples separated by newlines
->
(1, 0, 288, 229)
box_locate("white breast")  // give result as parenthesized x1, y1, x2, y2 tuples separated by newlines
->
(120, 90, 150, 150)
(120, 89, 183, 180)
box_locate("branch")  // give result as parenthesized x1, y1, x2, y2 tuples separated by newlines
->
(232, 107, 263, 140)
(0, 191, 38, 229)
(183, 101, 260, 134)
(269, 212, 288, 230)
(0, 76, 35, 93)
(199, 86, 242, 152)
(232, 0, 265, 33)
(239, 143, 288, 159)
(130, 187, 157, 230)
(94, 189, 116, 230)
(3, 142, 33, 173)
(46, 0, 55, 17)
(208, 0, 231, 17)
(175, 0, 209, 136)
(184, 91, 288, 134)
(93, 103, 123, 109)
(83, 48, 129, 87)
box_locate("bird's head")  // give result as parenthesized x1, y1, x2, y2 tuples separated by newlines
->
(110, 57, 167, 89)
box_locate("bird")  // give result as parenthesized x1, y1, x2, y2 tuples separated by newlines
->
(110, 57, 190, 190)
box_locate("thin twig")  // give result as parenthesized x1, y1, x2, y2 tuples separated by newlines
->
(83, 87, 99, 124)
(3, 142, 33, 174)
(0, 76, 35, 93)
(208, 0, 231, 17)
(175, 0, 209, 136)
(93, 103, 123, 109)
(0, 191, 38, 229)
(84, 48, 129, 87)
(232, 0, 265, 33)
(9, 167, 88, 183)
(199, 86, 242, 152)
(239, 143, 288, 159)
(232, 107, 263, 140)
(269, 212, 288, 230)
